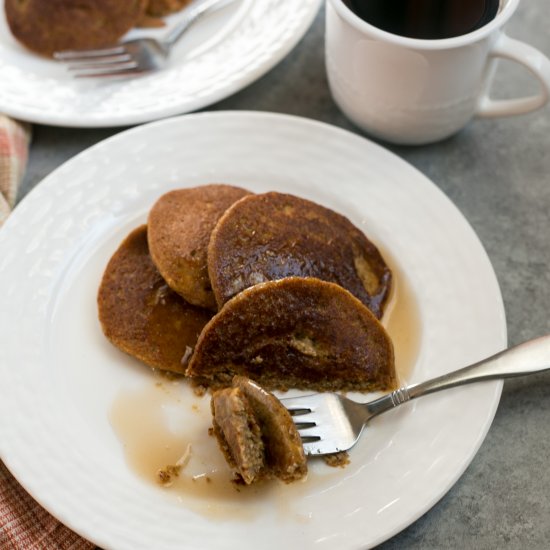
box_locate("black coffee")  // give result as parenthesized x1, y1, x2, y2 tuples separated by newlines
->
(343, 0, 500, 40)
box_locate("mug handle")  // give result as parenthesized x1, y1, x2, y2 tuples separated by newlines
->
(476, 33, 550, 117)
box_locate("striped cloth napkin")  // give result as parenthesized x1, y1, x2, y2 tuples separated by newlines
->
(0, 115, 30, 227)
(0, 115, 95, 549)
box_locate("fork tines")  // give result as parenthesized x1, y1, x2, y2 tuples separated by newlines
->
(287, 406, 312, 416)
(284, 399, 321, 443)
(53, 46, 127, 59)
(54, 46, 139, 78)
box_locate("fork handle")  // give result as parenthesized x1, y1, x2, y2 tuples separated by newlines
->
(366, 335, 550, 418)
(163, 0, 237, 48)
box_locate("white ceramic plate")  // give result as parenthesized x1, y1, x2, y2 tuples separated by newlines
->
(0, 112, 506, 549)
(0, 0, 320, 127)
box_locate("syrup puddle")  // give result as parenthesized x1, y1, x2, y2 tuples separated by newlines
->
(383, 257, 421, 385)
(109, 379, 343, 521)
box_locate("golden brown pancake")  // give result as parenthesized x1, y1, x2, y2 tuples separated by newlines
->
(187, 277, 396, 392)
(5, 0, 147, 57)
(145, 0, 192, 16)
(97, 225, 212, 374)
(211, 376, 307, 484)
(147, 185, 251, 310)
(208, 192, 392, 319)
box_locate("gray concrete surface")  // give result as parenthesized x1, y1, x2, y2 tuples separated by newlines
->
(18, 1, 550, 548)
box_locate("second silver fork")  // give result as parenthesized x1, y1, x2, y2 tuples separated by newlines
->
(54, 0, 238, 78)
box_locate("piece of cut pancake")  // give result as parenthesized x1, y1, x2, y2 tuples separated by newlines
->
(97, 225, 212, 374)
(208, 192, 392, 319)
(147, 185, 251, 310)
(211, 376, 307, 484)
(233, 376, 307, 483)
(5, 0, 147, 57)
(187, 277, 396, 392)
(210, 386, 266, 485)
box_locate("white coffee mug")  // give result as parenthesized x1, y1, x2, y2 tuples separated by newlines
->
(326, 0, 550, 144)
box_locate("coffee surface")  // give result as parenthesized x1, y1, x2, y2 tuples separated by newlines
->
(343, 0, 500, 39)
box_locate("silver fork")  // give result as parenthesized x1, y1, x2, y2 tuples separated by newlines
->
(283, 335, 550, 456)
(53, 0, 238, 78)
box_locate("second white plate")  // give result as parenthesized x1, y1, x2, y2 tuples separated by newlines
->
(0, 0, 320, 127)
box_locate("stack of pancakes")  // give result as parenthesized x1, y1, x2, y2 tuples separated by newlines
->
(98, 184, 397, 394)
(4, 0, 192, 56)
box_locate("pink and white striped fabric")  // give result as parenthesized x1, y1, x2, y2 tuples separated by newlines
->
(0, 115, 30, 227)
